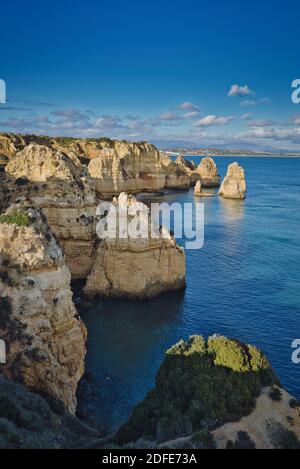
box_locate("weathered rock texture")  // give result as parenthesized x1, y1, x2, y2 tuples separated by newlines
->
(88, 141, 166, 197)
(84, 193, 186, 299)
(0, 136, 188, 297)
(194, 180, 214, 197)
(175, 155, 200, 186)
(219, 162, 246, 199)
(4, 144, 98, 279)
(197, 157, 221, 187)
(194, 180, 202, 195)
(0, 206, 86, 414)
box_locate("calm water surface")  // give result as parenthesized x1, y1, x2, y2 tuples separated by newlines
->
(78, 157, 300, 433)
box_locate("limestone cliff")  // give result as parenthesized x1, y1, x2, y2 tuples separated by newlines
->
(0, 136, 190, 296)
(219, 162, 246, 199)
(84, 193, 186, 299)
(0, 205, 86, 414)
(175, 155, 200, 186)
(4, 144, 98, 279)
(87, 141, 166, 197)
(197, 157, 221, 187)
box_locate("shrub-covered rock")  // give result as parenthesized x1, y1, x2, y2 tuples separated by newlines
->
(116, 335, 278, 444)
(0, 376, 99, 448)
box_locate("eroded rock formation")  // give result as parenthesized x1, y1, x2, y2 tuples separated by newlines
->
(84, 193, 186, 299)
(197, 157, 221, 187)
(0, 206, 86, 414)
(218, 162, 246, 199)
(87, 141, 166, 197)
(175, 155, 200, 186)
(4, 144, 98, 279)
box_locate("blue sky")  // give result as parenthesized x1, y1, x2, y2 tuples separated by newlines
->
(1, 0, 300, 150)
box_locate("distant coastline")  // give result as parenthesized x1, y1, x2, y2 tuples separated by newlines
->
(164, 150, 300, 158)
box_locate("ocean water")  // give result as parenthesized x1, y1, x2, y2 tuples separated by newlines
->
(78, 157, 300, 433)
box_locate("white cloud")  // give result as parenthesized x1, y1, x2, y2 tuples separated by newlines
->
(183, 111, 199, 119)
(242, 113, 253, 120)
(194, 114, 234, 127)
(240, 99, 257, 107)
(228, 84, 254, 97)
(240, 97, 271, 106)
(248, 119, 274, 127)
(159, 112, 182, 121)
(177, 101, 199, 111)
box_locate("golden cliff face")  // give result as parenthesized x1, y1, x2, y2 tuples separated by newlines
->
(4, 144, 98, 279)
(0, 206, 86, 414)
(0, 137, 187, 298)
(218, 162, 246, 199)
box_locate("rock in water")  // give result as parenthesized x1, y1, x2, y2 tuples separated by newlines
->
(219, 162, 246, 199)
(84, 193, 186, 299)
(0, 205, 86, 414)
(197, 157, 221, 187)
(194, 180, 202, 195)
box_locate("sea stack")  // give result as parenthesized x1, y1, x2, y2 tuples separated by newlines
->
(194, 180, 202, 195)
(219, 162, 246, 199)
(84, 193, 186, 299)
(194, 180, 214, 197)
(197, 157, 221, 187)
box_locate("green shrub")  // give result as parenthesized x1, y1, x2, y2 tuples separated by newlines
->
(0, 210, 30, 227)
(191, 430, 215, 449)
(115, 335, 278, 444)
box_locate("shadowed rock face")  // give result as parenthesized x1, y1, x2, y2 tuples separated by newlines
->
(84, 193, 186, 299)
(0, 375, 100, 449)
(219, 162, 246, 199)
(115, 335, 280, 445)
(197, 157, 221, 187)
(175, 155, 200, 186)
(0, 206, 86, 414)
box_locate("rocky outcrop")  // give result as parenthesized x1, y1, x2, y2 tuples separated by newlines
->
(161, 154, 190, 190)
(88, 141, 166, 197)
(115, 335, 300, 449)
(175, 155, 200, 186)
(1, 138, 188, 297)
(197, 157, 220, 187)
(218, 162, 246, 199)
(0, 205, 86, 413)
(84, 193, 186, 299)
(194, 180, 214, 197)
(4, 144, 98, 279)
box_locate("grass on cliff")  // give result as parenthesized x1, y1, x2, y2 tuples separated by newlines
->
(115, 335, 278, 445)
(0, 210, 31, 227)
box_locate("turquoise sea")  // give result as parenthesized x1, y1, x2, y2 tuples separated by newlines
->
(77, 157, 300, 433)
